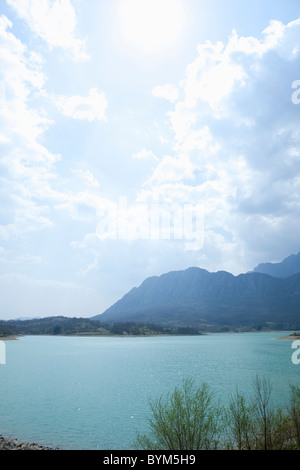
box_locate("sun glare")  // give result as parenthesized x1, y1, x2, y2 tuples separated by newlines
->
(117, 0, 186, 53)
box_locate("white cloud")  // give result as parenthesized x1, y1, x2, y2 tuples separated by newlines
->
(148, 154, 195, 184)
(152, 83, 179, 103)
(54, 190, 117, 224)
(132, 148, 158, 160)
(0, 15, 61, 239)
(1, 15, 106, 241)
(55, 88, 107, 122)
(6, 0, 89, 61)
(72, 169, 100, 188)
(183, 40, 246, 110)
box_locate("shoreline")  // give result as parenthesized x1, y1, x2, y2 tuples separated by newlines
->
(0, 336, 20, 341)
(275, 334, 300, 340)
(0, 330, 296, 340)
(0, 435, 55, 450)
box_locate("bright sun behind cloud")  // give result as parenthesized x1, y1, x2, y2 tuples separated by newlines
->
(117, 0, 186, 53)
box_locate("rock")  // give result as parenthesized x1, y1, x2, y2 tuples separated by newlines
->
(0, 435, 56, 450)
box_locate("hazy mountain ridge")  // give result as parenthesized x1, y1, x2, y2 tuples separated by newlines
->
(94, 254, 300, 329)
(253, 251, 300, 278)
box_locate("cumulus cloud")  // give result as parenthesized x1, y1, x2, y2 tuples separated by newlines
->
(72, 169, 100, 188)
(140, 18, 300, 272)
(152, 83, 179, 103)
(0, 15, 108, 243)
(54, 88, 107, 122)
(132, 148, 158, 160)
(6, 0, 89, 61)
(0, 15, 61, 239)
(147, 154, 195, 185)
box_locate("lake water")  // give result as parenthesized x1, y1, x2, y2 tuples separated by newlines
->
(0, 332, 299, 450)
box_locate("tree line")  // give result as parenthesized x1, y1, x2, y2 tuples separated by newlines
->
(0, 316, 203, 337)
(135, 376, 300, 450)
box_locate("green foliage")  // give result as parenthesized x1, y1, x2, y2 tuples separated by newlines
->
(225, 377, 300, 450)
(135, 376, 300, 451)
(224, 387, 256, 450)
(0, 317, 204, 337)
(136, 378, 222, 450)
(287, 384, 300, 448)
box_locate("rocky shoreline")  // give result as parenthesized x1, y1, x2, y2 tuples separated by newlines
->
(0, 435, 56, 450)
(276, 332, 300, 340)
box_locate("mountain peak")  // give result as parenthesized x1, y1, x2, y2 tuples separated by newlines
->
(253, 251, 300, 278)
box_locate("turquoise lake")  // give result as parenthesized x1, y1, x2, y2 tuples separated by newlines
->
(0, 332, 299, 450)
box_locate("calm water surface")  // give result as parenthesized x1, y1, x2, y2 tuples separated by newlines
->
(0, 332, 299, 449)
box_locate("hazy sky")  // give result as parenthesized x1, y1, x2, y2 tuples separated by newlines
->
(1, 0, 300, 319)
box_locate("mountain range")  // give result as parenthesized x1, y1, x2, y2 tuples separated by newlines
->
(93, 252, 300, 331)
(253, 251, 300, 278)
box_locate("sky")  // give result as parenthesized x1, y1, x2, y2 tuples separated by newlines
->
(1, 0, 300, 319)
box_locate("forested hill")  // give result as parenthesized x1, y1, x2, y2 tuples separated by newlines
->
(0, 316, 203, 338)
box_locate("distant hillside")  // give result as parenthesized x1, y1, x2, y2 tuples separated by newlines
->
(93, 267, 300, 330)
(253, 251, 300, 278)
(0, 316, 201, 337)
